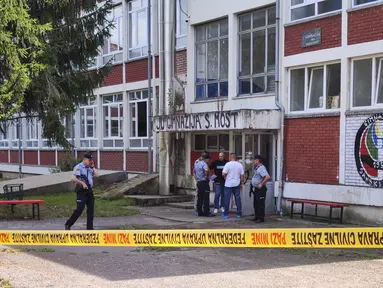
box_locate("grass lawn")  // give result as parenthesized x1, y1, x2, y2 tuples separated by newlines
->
(0, 193, 139, 220)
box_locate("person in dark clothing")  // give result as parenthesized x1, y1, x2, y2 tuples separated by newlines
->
(210, 152, 228, 214)
(193, 152, 215, 217)
(65, 153, 99, 230)
(251, 155, 270, 223)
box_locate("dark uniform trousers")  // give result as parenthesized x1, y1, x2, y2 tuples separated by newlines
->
(65, 186, 95, 230)
(253, 186, 267, 220)
(197, 180, 210, 216)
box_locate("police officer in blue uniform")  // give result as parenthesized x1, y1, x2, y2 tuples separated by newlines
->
(65, 152, 99, 230)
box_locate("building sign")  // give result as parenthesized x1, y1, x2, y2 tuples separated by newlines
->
(154, 111, 239, 132)
(355, 113, 383, 188)
(302, 28, 321, 48)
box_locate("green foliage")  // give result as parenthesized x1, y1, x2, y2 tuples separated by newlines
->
(0, 0, 51, 121)
(59, 155, 83, 172)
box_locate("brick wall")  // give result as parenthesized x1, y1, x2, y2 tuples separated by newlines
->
(100, 151, 123, 170)
(40, 151, 56, 166)
(77, 150, 98, 166)
(175, 50, 187, 75)
(9, 151, 19, 164)
(348, 4, 383, 45)
(285, 15, 341, 56)
(0, 150, 8, 163)
(126, 151, 148, 172)
(102, 64, 123, 87)
(284, 116, 340, 184)
(24, 151, 38, 165)
(344, 113, 383, 187)
(126, 57, 160, 83)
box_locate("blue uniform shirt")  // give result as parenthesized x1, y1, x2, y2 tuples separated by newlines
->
(194, 160, 208, 182)
(73, 162, 94, 188)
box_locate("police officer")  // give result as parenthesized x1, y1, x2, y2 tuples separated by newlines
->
(193, 151, 208, 215)
(193, 152, 215, 217)
(251, 155, 270, 223)
(65, 152, 99, 230)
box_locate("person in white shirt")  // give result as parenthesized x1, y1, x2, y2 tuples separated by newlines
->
(222, 153, 244, 219)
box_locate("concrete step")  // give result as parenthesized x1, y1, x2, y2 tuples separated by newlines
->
(124, 195, 194, 206)
(165, 201, 215, 209)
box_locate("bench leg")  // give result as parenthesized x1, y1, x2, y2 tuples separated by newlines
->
(340, 207, 344, 224)
(315, 205, 318, 217)
(301, 203, 304, 219)
(32, 204, 35, 220)
(11, 204, 15, 214)
(290, 202, 294, 219)
(329, 206, 333, 225)
(37, 204, 40, 220)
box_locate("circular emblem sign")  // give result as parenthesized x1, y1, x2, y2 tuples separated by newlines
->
(354, 113, 383, 188)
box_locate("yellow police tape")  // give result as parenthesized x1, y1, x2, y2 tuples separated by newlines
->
(0, 228, 382, 248)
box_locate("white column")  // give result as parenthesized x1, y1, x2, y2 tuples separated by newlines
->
(227, 13, 238, 104)
(123, 90, 129, 171)
(96, 92, 102, 169)
(338, 0, 349, 184)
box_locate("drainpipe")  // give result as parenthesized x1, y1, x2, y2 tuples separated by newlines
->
(275, 0, 285, 216)
(159, 0, 175, 195)
(147, 0, 152, 174)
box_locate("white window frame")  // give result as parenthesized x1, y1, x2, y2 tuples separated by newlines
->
(0, 124, 9, 148)
(176, 0, 188, 49)
(26, 118, 39, 149)
(193, 133, 230, 152)
(288, 62, 341, 113)
(290, 0, 342, 22)
(10, 122, 21, 149)
(353, 0, 383, 8)
(351, 56, 383, 110)
(79, 97, 98, 148)
(195, 19, 229, 99)
(128, 90, 149, 149)
(102, 94, 124, 148)
(238, 7, 276, 96)
(102, 4, 123, 64)
(128, 0, 150, 60)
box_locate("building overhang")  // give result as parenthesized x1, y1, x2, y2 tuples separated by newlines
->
(153, 109, 281, 132)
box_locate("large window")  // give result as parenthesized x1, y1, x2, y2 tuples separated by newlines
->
(354, 0, 383, 7)
(26, 118, 39, 148)
(0, 124, 9, 148)
(238, 7, 276, 96)
(352, 57, 383, 107)
(290, 0, 342, 21)
(103, 5, 123, 64)
(80, 97, 97, 148)
(195, 19, 229, 99)
(128, 0, 149, 59)
(289, 63, 341, 112)
(103, 94, 123, 148)
(129, 90, 149, 148)
(176, 0, 188, 48)
(194, 134, 229, 151)
(10, 122, 20, 148)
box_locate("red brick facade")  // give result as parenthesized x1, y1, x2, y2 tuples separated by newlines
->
(126, 151, 148, 172)
(348, 4, 383, 45)
(100, 151, 123, 170)
(284, 116, 340, 185)
(102, 64, 123, 87)
(285, 15, 342, 56)
(40, 151, 56, 166)
(24, 151, 38, 165)
(9, 151, 19, 164)
(175, 50, 187, 75)
(0, 150, 8, 163)
(77, 150, 98, 166)
(126, 57, 160, 83)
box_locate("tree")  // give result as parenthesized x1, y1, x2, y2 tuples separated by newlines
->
(0, 0, 50, 123)
(1, 0, 113, 147)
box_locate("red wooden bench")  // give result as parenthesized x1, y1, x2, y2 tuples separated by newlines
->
(0, 200, 44, 220)
(287, 199, 348, 224)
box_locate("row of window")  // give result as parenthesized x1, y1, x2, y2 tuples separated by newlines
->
(290, 0, 382, 22)
(289, 56, 383, 112)
(195, 6, 276, 99)
(94, 0, 188, 67)
(0, 91, 151, 149)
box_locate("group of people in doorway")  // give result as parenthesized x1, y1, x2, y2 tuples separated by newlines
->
(193, 151, 270, 223)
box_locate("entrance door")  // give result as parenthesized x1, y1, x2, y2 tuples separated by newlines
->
(232, 133, 276, 216)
